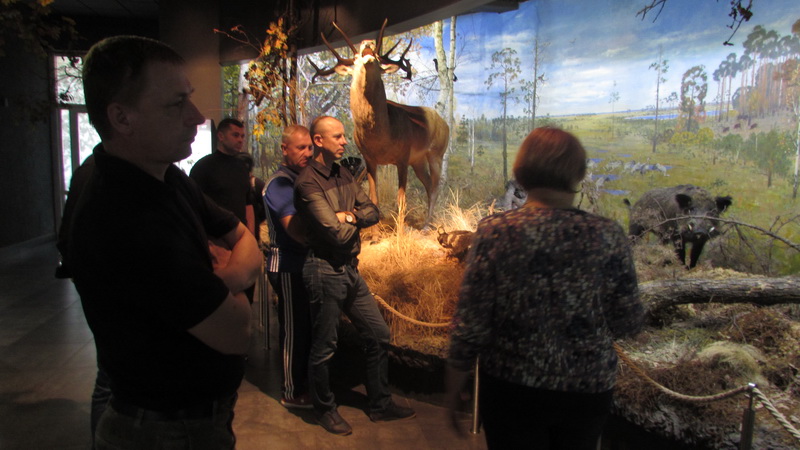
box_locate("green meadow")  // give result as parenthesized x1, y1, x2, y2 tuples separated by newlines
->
(383, 109, 800, 275)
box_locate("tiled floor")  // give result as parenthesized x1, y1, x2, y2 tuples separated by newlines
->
(0, 240, 488, 450)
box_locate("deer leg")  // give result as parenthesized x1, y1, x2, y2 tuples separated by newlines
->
(411, 157, 441, 228)
(396, 162, 409, 215)
(365, 159, 379, 205)
(426, 153, 443, 222)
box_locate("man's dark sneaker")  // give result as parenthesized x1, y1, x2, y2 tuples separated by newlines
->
(369, 402, 416, 422)
(317, 408, 352, 436)
(280, 393, 313, 410)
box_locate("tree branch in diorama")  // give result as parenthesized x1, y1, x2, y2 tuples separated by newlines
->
(636, 0, 754, 45)
(0, 0, 78, 58)
(214, 18, 301, 130)
(638, 215, 800, 253)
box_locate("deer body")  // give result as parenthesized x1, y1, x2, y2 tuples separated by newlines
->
(314, 21, 449, 227)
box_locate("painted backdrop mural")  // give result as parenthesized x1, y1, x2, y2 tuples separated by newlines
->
(246, 0, 800, 274)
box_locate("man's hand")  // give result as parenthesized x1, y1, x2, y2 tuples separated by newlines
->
(208, 238, 232, 271)
(215, 223, 261, 294)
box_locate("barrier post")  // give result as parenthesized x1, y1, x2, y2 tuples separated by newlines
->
(470, 357, 481, 434)
(739, 383, 757, 450)
(259, 258, 271, 350)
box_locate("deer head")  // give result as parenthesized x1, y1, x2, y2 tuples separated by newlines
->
(310, 19, 414, 83)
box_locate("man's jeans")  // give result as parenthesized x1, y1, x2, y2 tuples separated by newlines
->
(94, 395, 237, 449)
(304, 255, 392, 414)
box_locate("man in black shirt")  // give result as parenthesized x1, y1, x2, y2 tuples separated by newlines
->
(190, 118, 254, 233)
(294, 116, 415, 436)
(66, 36, 260, 448)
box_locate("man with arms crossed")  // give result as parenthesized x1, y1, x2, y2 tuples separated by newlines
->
(294, 116, 415, 436)
(263, 125, 314, 408)
(65, 36, 260, 448)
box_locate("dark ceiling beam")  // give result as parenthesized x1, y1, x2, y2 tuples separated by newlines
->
(219, 0, 524, 63)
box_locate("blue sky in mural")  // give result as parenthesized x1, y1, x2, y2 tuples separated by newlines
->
(394, 0, 800, 118)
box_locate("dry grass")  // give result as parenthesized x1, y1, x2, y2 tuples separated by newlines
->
(359, 207, 468, 357)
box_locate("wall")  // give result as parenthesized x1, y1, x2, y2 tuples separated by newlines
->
(161, 0, 223, 126)
(0, 37, 56, 249)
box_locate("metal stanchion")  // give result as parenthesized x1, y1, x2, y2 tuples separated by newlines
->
(470, 357, 481, 434)
(258, 256, 271, 350)
(739, 383, 757, 450)
(258, 264, 265, 330)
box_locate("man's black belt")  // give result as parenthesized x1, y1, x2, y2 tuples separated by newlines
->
(308, 249, 359, 268)
(110, 397, 218, 421)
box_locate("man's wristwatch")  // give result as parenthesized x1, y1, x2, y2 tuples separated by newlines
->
(345, 213, 354, 224)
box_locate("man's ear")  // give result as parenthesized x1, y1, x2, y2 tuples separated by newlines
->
(107, 102, 134, 136)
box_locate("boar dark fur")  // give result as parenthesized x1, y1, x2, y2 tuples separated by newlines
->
(626, 184, 732, 269)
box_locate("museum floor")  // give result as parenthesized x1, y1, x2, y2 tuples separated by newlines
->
(0, 240, 487, 449)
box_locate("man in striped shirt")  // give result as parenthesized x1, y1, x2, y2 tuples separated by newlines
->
(263, 125, 314, 409)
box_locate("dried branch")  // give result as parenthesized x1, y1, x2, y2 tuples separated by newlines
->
(636, 0, 668, 23)
(638, 215, 800, 253)
(635, 0, 754, 45)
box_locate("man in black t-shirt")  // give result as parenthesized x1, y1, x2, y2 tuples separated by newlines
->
(190, 118, 254, 233)
(66, 36, 261, 448)
(191, 118, 257, 303)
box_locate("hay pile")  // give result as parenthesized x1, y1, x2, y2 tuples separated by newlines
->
(359, 225, 463, 358)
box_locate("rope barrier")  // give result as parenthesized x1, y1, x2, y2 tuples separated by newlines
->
(372, 293, 799, 444)
(751, 387, 800, 443)
(614, 343, 750, 402)
(372, 293, 451, 328)
(615, 343, 800, 445)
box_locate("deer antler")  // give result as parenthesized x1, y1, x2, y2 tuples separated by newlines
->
(311, 23, 359, 83)
(373, 19, 412, 80)
(308, 59, 337, 84)
(330, 21, 358, 55)
(319, 31, 355, 66)
(380, 40, 414, 80)
(375, 18, 388, 56)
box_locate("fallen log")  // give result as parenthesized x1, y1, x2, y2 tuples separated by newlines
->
(641, 277, 800, 314)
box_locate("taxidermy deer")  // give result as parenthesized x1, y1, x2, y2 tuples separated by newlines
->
(310, 19, 449, 228)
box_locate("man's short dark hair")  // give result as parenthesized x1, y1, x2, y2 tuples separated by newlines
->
(217, 118, 244, 133)
(82, 35, 185, 140)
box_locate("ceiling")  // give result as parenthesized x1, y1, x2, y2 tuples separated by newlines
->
(51, 0, 160, 19)
(48, 0, 526, 58)
(50, 0, 524, 22)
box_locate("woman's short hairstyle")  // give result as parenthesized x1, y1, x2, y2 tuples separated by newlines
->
(512, 127, 587, 193)
(82, 36, 185, 140)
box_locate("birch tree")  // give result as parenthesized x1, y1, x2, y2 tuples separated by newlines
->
(434, 17, 457, 188)
(522, 36, 549, 131)
(486, 48, 521, 184)
(649, 48, 668, 152)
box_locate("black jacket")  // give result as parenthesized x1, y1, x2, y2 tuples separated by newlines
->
(294, 158, 379, 265)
